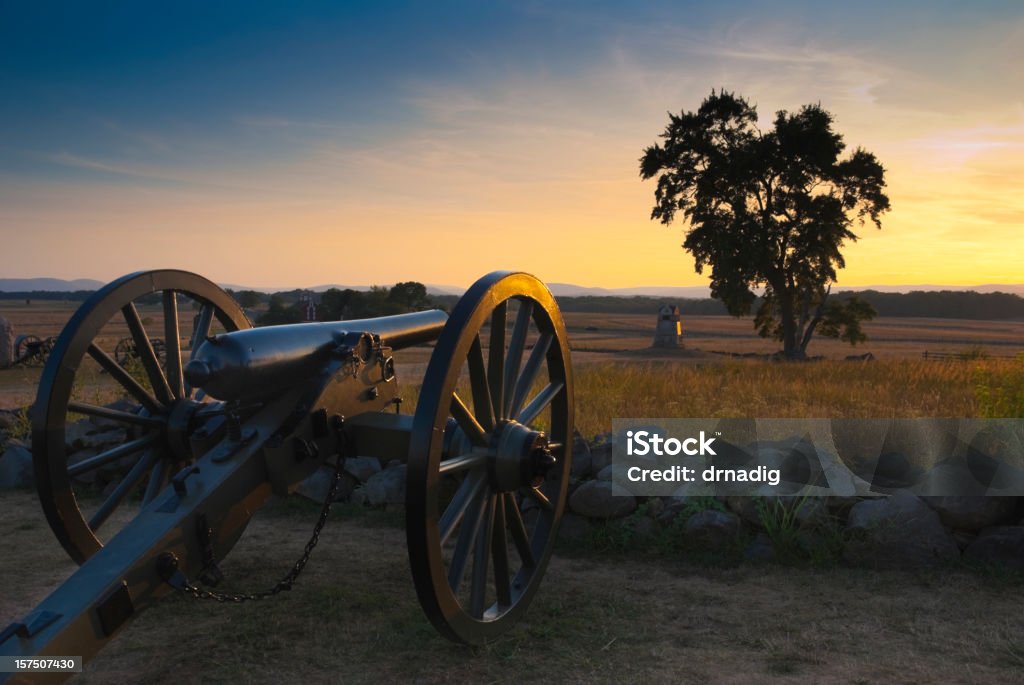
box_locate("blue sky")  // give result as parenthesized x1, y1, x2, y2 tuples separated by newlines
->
(1, 1, 1021, 287)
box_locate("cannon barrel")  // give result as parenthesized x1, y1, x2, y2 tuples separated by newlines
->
(184, 309, 447, 401)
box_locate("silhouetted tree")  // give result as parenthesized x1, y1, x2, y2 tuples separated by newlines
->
(640, 90, 890, 358)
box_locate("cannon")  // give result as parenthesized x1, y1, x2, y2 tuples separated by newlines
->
(0, 269, 573, 682)
(13, 335, 55, 368)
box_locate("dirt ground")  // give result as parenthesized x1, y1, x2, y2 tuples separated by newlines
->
(2, 491, 1022, 684)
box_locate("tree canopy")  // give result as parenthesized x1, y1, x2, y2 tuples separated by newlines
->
(640, 90, 890, 357)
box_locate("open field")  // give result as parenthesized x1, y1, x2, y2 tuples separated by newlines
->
(2, 299, 1022, 410)
(2, 491, 1023, 685)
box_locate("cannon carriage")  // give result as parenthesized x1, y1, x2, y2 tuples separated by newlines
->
(1, 269, 573, 682)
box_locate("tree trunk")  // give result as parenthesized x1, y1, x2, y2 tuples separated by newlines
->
(778, 292, 804, 359)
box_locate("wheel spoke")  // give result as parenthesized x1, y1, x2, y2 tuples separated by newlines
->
(524, 485, 553, 511)
(470, 495, 496, 619)
(439, 452, 487, 475)
(88, 449, 159, 531)
(142, 456, 168, 504)
(448, 482, 489, 593)
(502, 300, 533, 417)
(67, 401, 165, 429)
(122, 302, 174, 405)
(186, 303, 215, 397)
(516, 381, 564, 426)
(67, 434, 159, 477)
(451, 392, 488, 447)
(439, 469, 486, 547)
(510, 333, 552, 420)
(189, 304, 214, 360)
(505, 494, 536, 569)
(163, 291, 185, 399)
(467, 334, 495, 431)
(487, 302, 507, 418)
(492, 494, 512, 608)
(87, 343, 162, 414)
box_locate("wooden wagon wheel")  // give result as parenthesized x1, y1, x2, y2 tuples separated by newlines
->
(32, 270, 251, 564)
(406, 271, 574, 644)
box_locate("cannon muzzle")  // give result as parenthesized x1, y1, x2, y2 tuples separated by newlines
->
(185, 309, 447, 401)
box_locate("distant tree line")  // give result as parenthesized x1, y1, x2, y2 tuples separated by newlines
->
(4, 287, 1022, 321)
(238, 281, 434, 326)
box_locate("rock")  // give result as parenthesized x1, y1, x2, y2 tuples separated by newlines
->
(87, 399, 139, 430)
(570, 432, 592, 479)
(921, 496, 1019, 532)
(295, 465, 356, 503)
(684, 510, 741, 549)
(569, 480, 636, 519)
(0, 316, 14, 368)
(963, 526, 1024, 571)
(826, 496, 862, 520)
(589, 441, 613, 476)
(645, 497, 666, 518)
(342, 456, 381, 483)
(63, 420, 95, 450)
(78, 428, 128, 450)
(843, 492, 960, 569)
(965, 424, 1024, 491)
(0, 409, 21, 434)
(745, 532, 776, 563)
(358, 464, 407, 507)
(0, 440, 33, 488)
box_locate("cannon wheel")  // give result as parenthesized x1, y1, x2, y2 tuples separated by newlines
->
(15, 334, 44, 366)
(32, 270, 251, 564)
(407, 271, 574, 644)
(114, 335, 167, 366)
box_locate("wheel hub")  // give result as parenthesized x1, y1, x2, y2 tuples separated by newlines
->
(491, 420, 555, 492)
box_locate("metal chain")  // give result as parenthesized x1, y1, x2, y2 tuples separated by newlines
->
(174, 431, 348, 603)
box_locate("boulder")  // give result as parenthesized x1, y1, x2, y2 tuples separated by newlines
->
(921, 496, 1019, 532)
(745, 532, 776, 563)
(843, 492, 960, 569)
(342, 456, 382, 483)
(0, 316, 14, 368)
(356, 464, 407, 507)
(569, 480, 636, 519)
(296, 465, 357, 503)
(963, 526, 1024, 571)
(87, 399, 139, 430)
(589, 441, 613, 476)
(570, 431, 592, 479)
(0, 440, 33, 488)
(684, 509, 741, 549)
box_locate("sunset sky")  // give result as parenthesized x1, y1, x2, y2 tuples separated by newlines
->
(1, 2, 1021, 289)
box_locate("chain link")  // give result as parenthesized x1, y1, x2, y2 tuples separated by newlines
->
(173, 429, 348, 603)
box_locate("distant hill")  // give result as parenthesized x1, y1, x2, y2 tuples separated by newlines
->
(0, 277, 105, 291)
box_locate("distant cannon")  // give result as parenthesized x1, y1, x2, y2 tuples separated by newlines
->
(113, 336, 165, 367)
(13, 335, 56, 368)
(1, 269, 573, 682)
